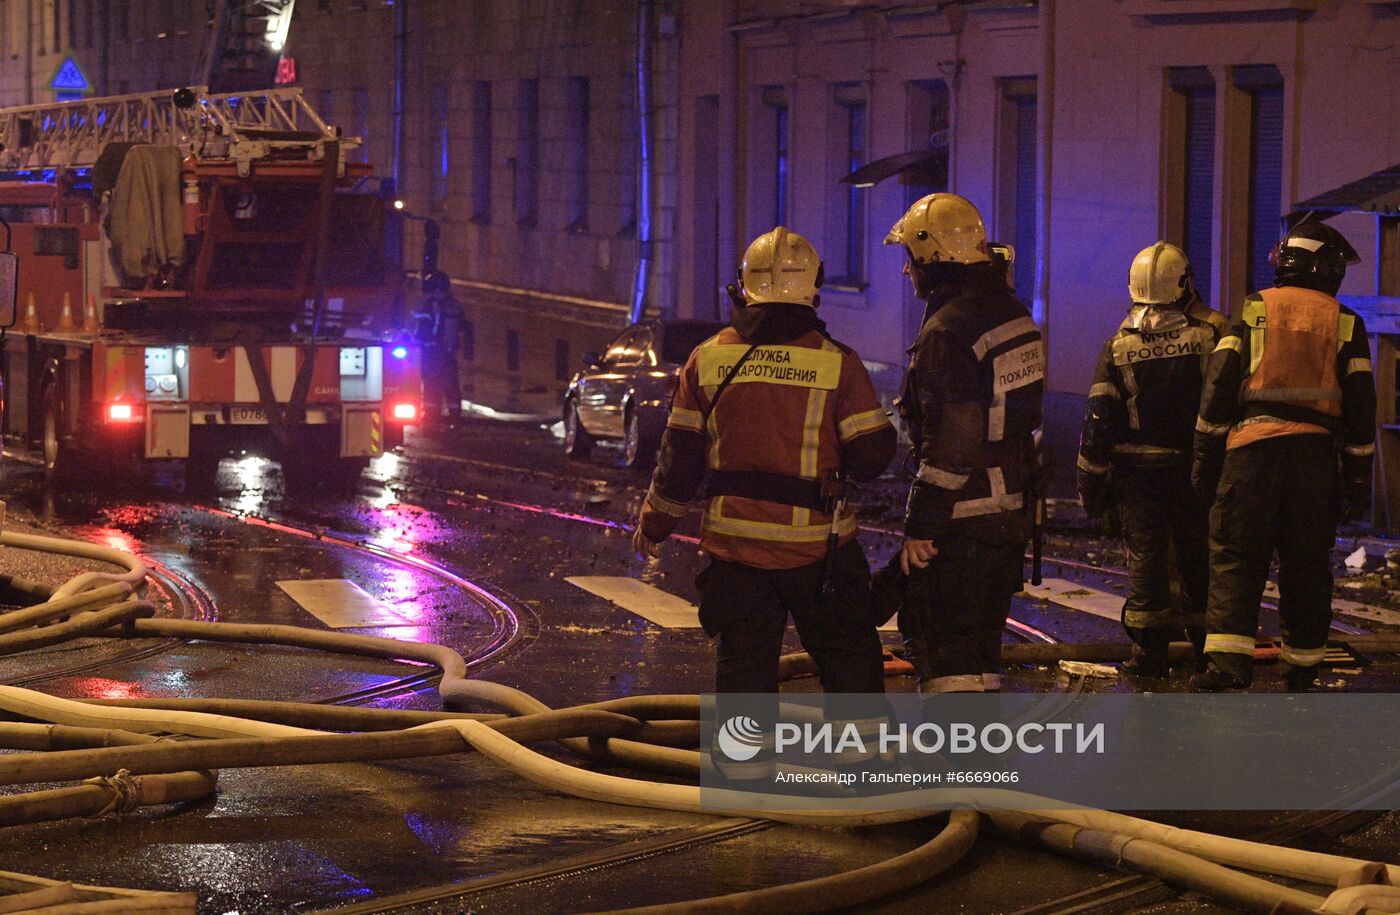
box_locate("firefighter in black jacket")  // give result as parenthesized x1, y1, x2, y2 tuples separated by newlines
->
(1077, 242, 1225, 679)
(1190, 221, 1376, 692)
(886, 193, 1045, 694)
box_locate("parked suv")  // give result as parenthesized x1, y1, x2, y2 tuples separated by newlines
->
(563, 319, 726, 469)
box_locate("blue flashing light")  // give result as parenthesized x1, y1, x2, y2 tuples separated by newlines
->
(391, 346, 408, 360)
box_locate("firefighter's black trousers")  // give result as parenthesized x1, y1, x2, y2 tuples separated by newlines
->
(696, 539, 884, 694)
(1112, 462, 1209, 649)
(1205, 435, 1337, 682)
(899, 533, 1024, 692)
(421, 345, 462, 420)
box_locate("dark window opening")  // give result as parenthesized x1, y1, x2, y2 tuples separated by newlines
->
(566, 77, 590, 232)
(515, 80, 539, 227)
(506, 329, 521, 372)
(472, 82, 492, 223)
(826, 83, 867, 287)
(1237, 66, 1284, 294)
(1169, 67, 1217, 290)
(461, 320, 475, 361)
(997, 78, 1038, 301)
(554, 338, 570, 381)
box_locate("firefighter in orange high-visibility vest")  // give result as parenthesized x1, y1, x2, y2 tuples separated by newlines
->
(1190, 220, 1376, 692)
(632, 227, 897, 695)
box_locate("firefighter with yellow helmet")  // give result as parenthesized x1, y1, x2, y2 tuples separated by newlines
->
(1076, 242, 1225, 679)
(633, 226, 897, 695)
(887, 193, 1045, 694)
(1191, 221, 1376, 692)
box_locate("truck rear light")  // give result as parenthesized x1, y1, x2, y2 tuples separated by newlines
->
(391, 402, 418, 422)
(107, 401, 139, 423)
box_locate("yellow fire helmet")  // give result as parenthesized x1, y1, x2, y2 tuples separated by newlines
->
(739, 226, 824, 307)
(1128, 241, 1192, 306)
(884, 193, 991, 266)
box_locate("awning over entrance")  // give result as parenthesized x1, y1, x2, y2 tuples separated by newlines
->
(841, 150, 941, 187)
(1288, 162, 1400, 223)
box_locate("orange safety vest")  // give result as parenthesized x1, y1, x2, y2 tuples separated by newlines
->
(1227, 285, 1347, 451)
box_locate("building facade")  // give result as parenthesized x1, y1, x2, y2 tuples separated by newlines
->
(2, 0, 1398, 420)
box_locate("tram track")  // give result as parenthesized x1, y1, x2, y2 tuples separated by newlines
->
(4, 504, 535, 708)
(2, 552, 215, 688)
(379, 452, 1383, 645)
(6, 446, 1397, 914)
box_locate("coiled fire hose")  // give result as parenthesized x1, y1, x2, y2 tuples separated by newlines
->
(2, 529, 1399, 914)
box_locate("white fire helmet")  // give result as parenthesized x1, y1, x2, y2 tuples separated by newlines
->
(739, 226, 824, 307)
(1127, 241, 1192, 306)
(884, 193, 991, 266)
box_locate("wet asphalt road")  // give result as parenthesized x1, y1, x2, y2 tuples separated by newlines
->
(3, 417, 1400, 913)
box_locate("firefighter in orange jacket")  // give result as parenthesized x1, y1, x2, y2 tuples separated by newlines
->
(1190, 221, 1376, 692)
(633, 227, 898, 694)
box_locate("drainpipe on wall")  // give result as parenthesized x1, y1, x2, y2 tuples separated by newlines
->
(630, 0, 655, 325)
(24, 0, 34, 104)
(391, 0, 407, 197)
(944, 4, 965, 194)
(1034, 0, 1055, 339)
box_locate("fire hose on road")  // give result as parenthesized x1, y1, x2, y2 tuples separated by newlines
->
(0, 529, 1397, 913)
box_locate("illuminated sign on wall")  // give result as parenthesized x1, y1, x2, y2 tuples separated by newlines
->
(275, 57, 298, 85)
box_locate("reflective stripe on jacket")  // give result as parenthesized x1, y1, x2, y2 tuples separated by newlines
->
(1233, 286, 1343, 448)
(900, 263, 1045, 541)
(1078, 298, 1224, 474)
(1195, 285, 1375, 460)
(639, 304, 897, 570)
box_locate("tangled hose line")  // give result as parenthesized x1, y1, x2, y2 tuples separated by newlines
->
(0, 529, 1397, 914)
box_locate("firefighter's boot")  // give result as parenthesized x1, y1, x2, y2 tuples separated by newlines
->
(1121, 643, 1170, 680)
(1122, 627, 1171, 680)
(1284, 665, 1320, 693)
(1188, 666, 1251, 692)
(1187, 626, 1208, 672)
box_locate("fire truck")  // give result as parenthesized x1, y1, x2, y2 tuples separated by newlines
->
(0, 87, 420, 491)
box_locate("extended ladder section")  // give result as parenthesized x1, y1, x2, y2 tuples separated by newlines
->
(195, 0, 298, 93)
(0, 86, 357, 176)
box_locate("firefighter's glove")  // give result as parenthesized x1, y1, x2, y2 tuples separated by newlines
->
(1191, 458, 1222, 506)
(1341, 473, 1372, 524)
(900, 539, 938, 575)
(632, 526, 661, 561)
(1077, 471, 1111, 522)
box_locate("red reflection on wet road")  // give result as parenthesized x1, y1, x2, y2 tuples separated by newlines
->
(68, 677, 145, 699)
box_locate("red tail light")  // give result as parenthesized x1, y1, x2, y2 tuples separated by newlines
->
(107, 401, 139, 423)
(391, 402, 418, 422)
